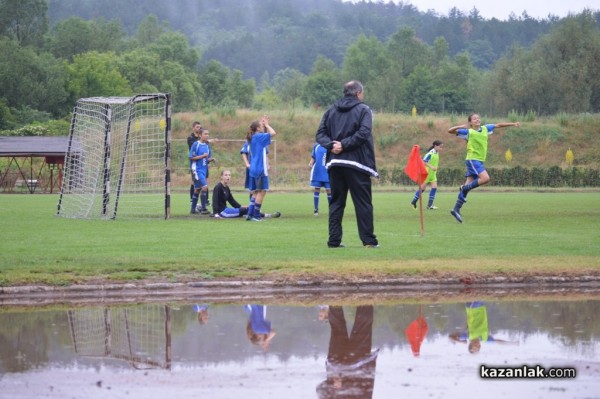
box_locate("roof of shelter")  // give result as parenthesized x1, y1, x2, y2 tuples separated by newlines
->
(0, 136, 77, 157)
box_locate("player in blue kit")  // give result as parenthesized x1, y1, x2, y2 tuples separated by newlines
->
(245, 115, 277, 221)
(189, 129, 215, 214)
(309, 143, 331, 216)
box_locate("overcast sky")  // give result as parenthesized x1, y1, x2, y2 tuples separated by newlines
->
(352, 0, 597, 20)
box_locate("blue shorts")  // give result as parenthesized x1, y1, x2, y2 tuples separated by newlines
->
(192, 170, 208, 189)
(465, 160, 486, 178)
(310, 180, 331, 189)
(218, 207, 242, 218)
(249, 175, 269, 191)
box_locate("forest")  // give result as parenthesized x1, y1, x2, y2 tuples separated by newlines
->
(0, 0, 599, 133)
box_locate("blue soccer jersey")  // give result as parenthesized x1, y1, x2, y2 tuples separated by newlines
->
(310, 143, 329, 183)
(249, 133, 271, 178)
(190, 141, 210, 176)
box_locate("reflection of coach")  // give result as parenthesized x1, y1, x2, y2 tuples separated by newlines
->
(317, 305, 379, 399)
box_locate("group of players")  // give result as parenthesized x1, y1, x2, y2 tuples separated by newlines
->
(188, 116, 332, 221)
(187, 78, 525, 252)
(188, 110, 521, 228)
(188, 117, 287, 221)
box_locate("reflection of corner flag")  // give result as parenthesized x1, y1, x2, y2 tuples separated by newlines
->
(405, 308, 428, 357)
(404, 145, 428, 185)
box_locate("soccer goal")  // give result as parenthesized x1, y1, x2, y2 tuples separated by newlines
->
(67, 304, 172, 370)
(57, 94, 171, 219)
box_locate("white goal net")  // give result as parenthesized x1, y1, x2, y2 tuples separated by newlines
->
(67, 304, 172, 370)
(57, 94, 171, 219)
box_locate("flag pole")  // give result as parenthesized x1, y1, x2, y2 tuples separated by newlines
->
(418, 175, 425, 237)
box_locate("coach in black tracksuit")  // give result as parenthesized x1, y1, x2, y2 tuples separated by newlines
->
(316, 80, 379, 249)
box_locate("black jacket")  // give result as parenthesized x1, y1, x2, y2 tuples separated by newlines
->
(212, 182, 241, 214)
(315, 96, 378, 178)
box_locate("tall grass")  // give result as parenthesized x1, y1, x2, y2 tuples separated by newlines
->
(0, 191, 599, 286)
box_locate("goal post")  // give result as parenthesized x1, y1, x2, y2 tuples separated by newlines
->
(57, 94, 171, 220)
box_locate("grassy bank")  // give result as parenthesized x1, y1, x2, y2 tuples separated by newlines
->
(1, 191, 599, 286)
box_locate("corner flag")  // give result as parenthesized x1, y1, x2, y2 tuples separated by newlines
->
(405, 145, 428, 184)
(405, 145, 428, 237)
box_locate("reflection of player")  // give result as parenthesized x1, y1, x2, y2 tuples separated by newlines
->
(317, 306, 379, 399)
(449, 301, 516, 353)
(193, 304, 209, 325)
(244, 304, 276, 351)
(405, 305, 428, 357)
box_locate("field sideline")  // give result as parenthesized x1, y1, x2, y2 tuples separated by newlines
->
(0, 191, 599, 287)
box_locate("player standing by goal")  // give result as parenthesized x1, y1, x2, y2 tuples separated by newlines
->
(189, 129, 215, 214)
(309, 142, 331, 216)
(448, 114, 520, 223)
(187, 121, 203, 200)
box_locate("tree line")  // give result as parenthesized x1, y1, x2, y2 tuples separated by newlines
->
(1, 0, 599, 132)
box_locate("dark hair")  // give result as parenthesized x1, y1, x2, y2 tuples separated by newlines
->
(246, 120, 261, 142)
(427, 140, 443, 152)
(192, 121, 202, 128)
(343, 80, 363, 97)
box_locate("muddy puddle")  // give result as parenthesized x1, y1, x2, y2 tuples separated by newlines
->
(1, 287, 599, 399)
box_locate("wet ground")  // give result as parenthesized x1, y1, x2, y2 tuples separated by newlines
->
(1, 281, 599, 399)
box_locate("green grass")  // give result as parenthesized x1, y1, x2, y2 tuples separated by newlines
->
(0, 190, 599, 286)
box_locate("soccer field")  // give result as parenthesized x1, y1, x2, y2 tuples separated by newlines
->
(0, 191, 599, 286)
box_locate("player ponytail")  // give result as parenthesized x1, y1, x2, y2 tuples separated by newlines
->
(428, 140, 443, 152)
(246, 120, 261, 143)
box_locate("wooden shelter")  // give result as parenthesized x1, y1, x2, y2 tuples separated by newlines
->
(0, 136, 71, 194)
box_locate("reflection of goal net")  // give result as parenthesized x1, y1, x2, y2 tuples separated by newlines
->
(67, 304, 172, 370)
(57, 94, 171, 219)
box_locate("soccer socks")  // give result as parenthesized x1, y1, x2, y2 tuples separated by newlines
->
(462, 178, 479, 194)
(313, 191, 320, 212)
(327, 194, 332, 205)
(428, 188, 437, 208)
(411, 189, 422, 206)
(191, 193, 199, 212)
(200, 191, 208, 210)
(247, 197, 256, 220)
(253, 203, 262, 219)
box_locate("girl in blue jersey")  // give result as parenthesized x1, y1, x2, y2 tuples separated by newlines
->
(309, 142, 331, 216)
(410, 140, 443, 210)
(245, 115, 277, 221)
(189, 129, 215, 214)
(448, 114, 520, 223)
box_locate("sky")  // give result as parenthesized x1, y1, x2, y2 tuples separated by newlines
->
(351, 0, 597, 20)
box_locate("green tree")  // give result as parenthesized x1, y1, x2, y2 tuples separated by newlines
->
(273, 68, 307, 105)
(0, 37, 68, 116)
(199, 60, 229, 106)
(134, 14, 165, 46)
(0, 0, 48, 47)
(47, 17, 126, 60)
(65, 51, 131, 100)
(147, 31, 200, 70)
(399, 65, 436, 113)
(342, 34, 390, 86)
(303, 56, 341, 108)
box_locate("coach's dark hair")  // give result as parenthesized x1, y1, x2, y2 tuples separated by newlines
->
(343, 80, 363, 97)
(428, 140, 443, 152)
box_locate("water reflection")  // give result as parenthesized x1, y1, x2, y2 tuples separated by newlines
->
(0, 299, 599, 398)
(317, 306, 378, 398)
(449, 301, 518, 354)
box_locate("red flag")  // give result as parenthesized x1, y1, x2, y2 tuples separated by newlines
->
(405, 314, 428, 357)
(404, 145, 428, 184)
